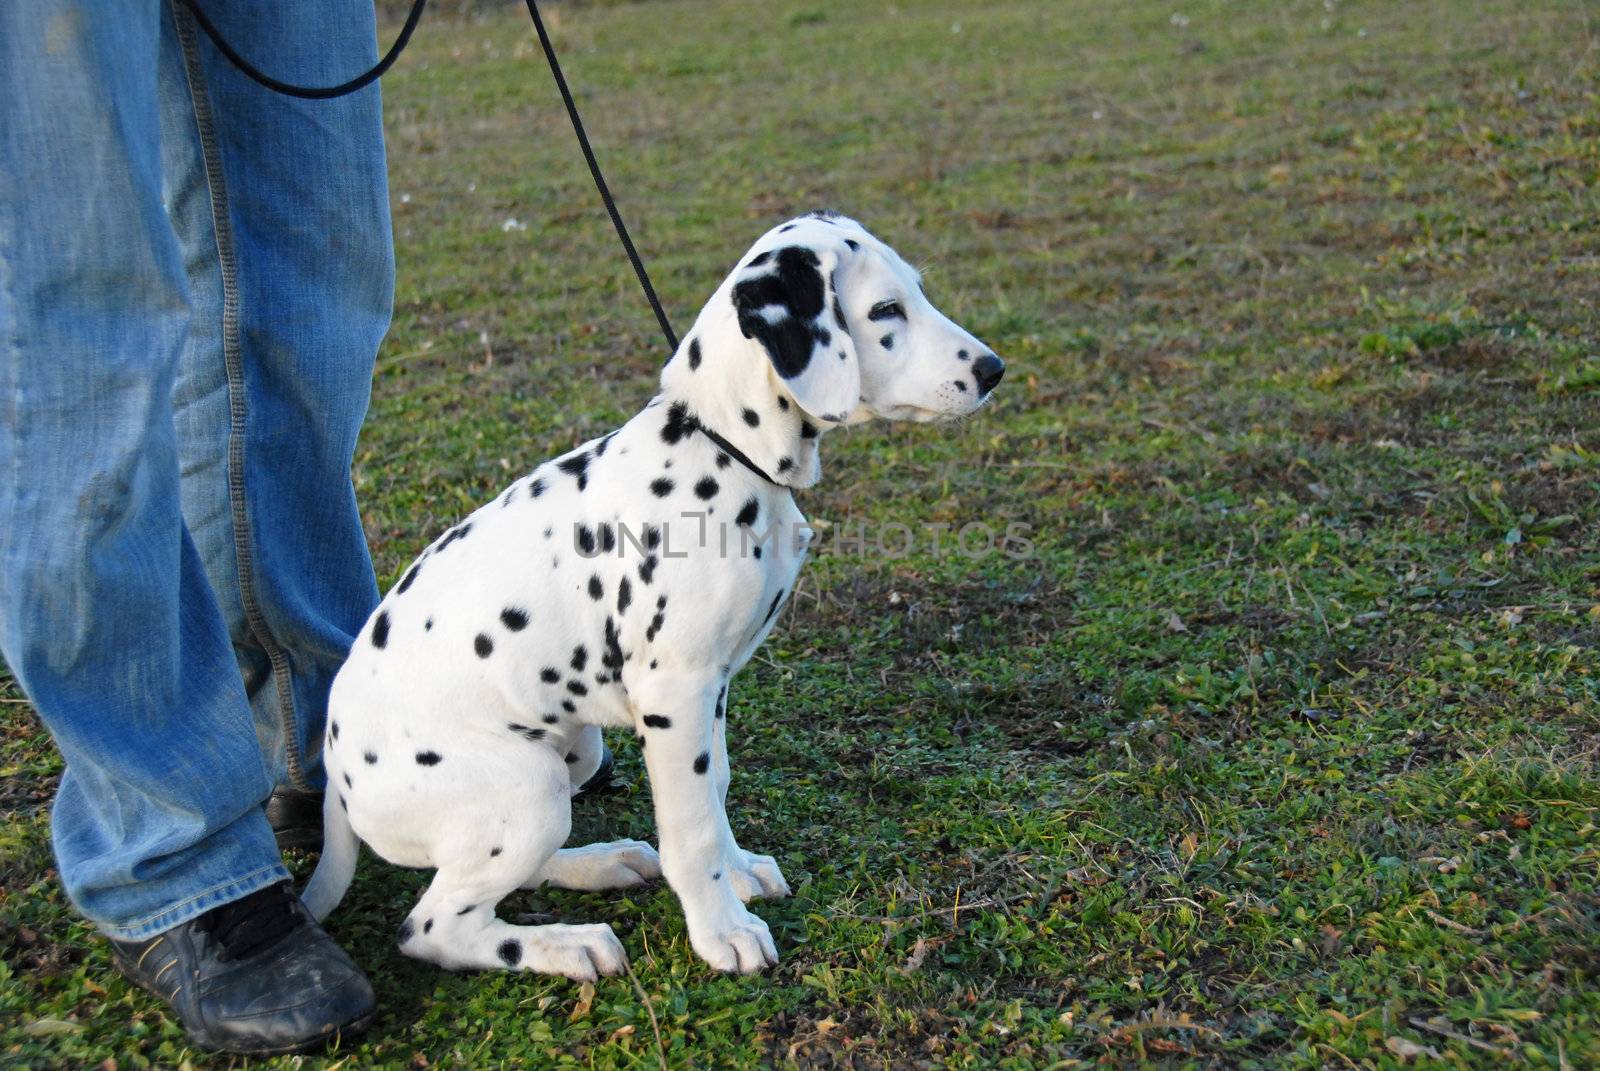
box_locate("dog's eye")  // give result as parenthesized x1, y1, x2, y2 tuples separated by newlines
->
(867, 300, 906, 322)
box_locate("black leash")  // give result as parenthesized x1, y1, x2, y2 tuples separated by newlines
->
(180, 0, 679, 358)
(176, 0, 428, 101)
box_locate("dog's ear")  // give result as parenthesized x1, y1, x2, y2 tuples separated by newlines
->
(731, 242, 859, 422)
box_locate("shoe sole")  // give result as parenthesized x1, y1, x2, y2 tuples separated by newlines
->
(119, 954, 376, 1057)
(189, 1010, 376, 1057)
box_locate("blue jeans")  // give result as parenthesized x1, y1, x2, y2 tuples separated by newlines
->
(0, 1, 393, 939)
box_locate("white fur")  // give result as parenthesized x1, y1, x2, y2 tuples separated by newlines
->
(303, 214, 1000, 978)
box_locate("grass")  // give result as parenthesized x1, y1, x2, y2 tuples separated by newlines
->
(4, 0, 1599, 1065)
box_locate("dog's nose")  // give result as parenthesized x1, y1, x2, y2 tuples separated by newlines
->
(972, 353, 1005, 396)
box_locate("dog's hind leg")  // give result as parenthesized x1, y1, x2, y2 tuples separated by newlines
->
(394, 746, 627, 979)
(529, 839, 662, 892)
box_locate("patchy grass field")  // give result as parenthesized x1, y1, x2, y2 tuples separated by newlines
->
(4, 0, 1599, 1066)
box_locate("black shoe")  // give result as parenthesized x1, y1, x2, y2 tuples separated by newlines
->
(267, 788, 324, 851)
(110, 882, 374, 1056)
(575, 743, 616, 798)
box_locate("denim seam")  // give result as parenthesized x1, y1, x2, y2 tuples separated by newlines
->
(173, 4, 310, 792)
(100, 861, 290, 941)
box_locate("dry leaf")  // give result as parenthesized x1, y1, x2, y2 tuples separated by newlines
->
(1386, 1036, 1441, 1060)
(569, 980, 596, 1022)
(1165, 611, 1189, 633)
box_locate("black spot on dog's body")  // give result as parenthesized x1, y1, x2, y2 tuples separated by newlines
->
(424, 617, 433, 631)
(543, 713, 560, 724)
(500, 607, 529, 631)
(617, 576, 633, 614)
(880, 334, 894, 350)
(529, 477, 545, 498)
(715, 453, 730, 469)
(661, 402, 697, 445)
(736, 498, 759, 527)
(954, 380, 968, 393)
(331, 721, 340, 740)
(742, 408, 760, 428)
(712, 870, 723, 880)
(639, 555, 659, 584)
(436, 522, 472, 554)
(562, 699, 577, 713)
(695, 476, 719, 500)
(587, 574, 604, 601)
(364, 751, 378, 765)
(642, 714, 672, 729)
(397, 919, 414, 945)
(644, 525, 662, 550)
(844, 238, 859, 250)
(716, 686, 727, 720)
(693, 751, 710, 774)
(501, 485, 516, 508)
(457, 904, 475, 916)
(567, 680, 589, 696)
(565, 752, 578, 764)
(557, 451, 590, 491)
(570, 646, 588, 672)
(490, 847, 502, 857)
(687, 337, 702, 370)
(343, 772, 352, 788)
(777, 395, 790, 411)
(800, 420, 819, 439)
(747, 250, 772, 267)
(497, 939, 522, 967)
(832, 296, 847, 330)
(599, 523, 616, 553)
(650, 478, 674, 498)
(594, 432, 616, 458)
(339, 794, 347, 811)
(416, 751, 442, 766)
(508, 723, 546, 742)
(423, 918, 433, 934)
(371, 611, 390, 649)
(475, 633, 494, 658)
(576, 525, 596, 555)
(541, 667, 560, 683)
(602, 616, 625, 672)
(397, 563, 421, 594)
(777, 457, 794, 474)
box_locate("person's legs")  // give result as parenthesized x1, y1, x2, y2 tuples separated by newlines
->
(164, 0, 393, 796)
(0, 0, 288, 938)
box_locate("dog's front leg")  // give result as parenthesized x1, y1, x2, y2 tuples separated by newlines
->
(633, 672, 778, 974)
(711, 684, 790, 904)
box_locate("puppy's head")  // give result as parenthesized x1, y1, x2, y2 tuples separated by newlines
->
(728, 212, 1003, 425)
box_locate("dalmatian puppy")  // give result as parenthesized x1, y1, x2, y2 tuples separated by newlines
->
(303, 211, 1004, 979)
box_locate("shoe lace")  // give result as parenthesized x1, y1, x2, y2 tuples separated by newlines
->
(199, 882, 304, 961)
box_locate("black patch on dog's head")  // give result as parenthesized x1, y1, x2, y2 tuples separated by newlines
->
(733, 247, 828, 380)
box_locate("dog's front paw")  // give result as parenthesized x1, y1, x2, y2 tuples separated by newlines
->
(728, 849, 791, 903)
(688, 907, 779, 974)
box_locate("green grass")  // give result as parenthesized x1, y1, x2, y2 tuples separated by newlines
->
(4, 0, 1599, 1066)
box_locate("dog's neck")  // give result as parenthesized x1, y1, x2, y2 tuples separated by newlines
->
(655, 304, 832, 490)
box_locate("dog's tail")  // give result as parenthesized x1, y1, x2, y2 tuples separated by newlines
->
(301, 786, 360, 921)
